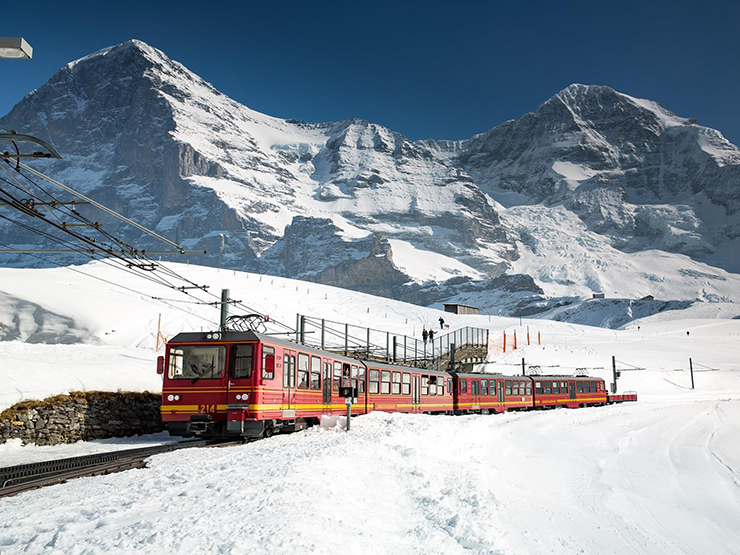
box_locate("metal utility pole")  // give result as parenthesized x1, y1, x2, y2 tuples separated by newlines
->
(690, 358, 695, 389)
(219, 289, 229, 330)
(522, 357, 526, 376)
(612, 356, 618, 393)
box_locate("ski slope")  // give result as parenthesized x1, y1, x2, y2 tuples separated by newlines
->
(0, 262, 739, 554)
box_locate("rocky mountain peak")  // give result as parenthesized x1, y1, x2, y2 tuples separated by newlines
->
(1, 41, 739, 318)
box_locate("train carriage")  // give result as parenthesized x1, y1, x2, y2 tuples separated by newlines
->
(454, 373, 534, 414)
(532, 375, 607, 409)
(159, 330, 454, 439)
(365, 363, 453, 414)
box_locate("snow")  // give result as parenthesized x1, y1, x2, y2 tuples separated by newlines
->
(552, 160, 595, 181)
(622, 93, 689, 129)
(0, 432, 180, 467)
(1, 261, 739, 553)
(387, 239, 485, 282)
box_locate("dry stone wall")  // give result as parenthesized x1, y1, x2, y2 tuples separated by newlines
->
(0, 391, 163, 446)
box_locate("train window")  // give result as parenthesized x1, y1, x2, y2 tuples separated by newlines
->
(231, 345, 253, 379)
(591, 381, 597, 393)
(428, 375, 438, 395)
(525, 382, 532, 396)
(392, 372, 401, 394)
(438, 383, 444, 395)
(512, 382, 519, 396)
(283, 354, 291, 387)
(472, 380, 479, 396)
(544, 381, 552, 394)
(402, 373, 411, 395)
(381, 370, 391, 394)
(358, 367, 366, 393)
(448, 378, 453, 393)
(333, 362, 341, 391)
(460, 379, 467, 394)
(561, 381, 568, 394)
(490, 380, 496, 394)
(577, 381, 583, 394)
(505, 380, 512, 395)
(369, 369, 380, 394)
(310, 356, 321, 390)
(552, 381, 559, 395)
(168, 345, 226, 380)
(421, 376, 429, 395)
(262, 346, 275, 380)
(584, 381, 591, 393)
(297, 354, 310, 389)
(481, 379, 488, 396)
(535, 381, 542, 393)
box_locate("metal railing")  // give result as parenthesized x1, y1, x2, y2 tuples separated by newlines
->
(295, 314, 488, 369)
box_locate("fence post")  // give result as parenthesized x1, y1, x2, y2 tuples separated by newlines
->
(344, 323, 349, 356)
(300, 315, 306, 344)
(404, 336, 407, 363)
(321, 319, 325, 350)
(690, 358, 695, 389)
(514, 330, 517, 350)
(503, 331, 506, 353)
(367, 327, 371, 357)
(296, 314, 300, 341)
(393, 336, 398, 362)
(522, 357, 525, 376)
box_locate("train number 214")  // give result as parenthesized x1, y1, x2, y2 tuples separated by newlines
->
(198, 404, 216, 413)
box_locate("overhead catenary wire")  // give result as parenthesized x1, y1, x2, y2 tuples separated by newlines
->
(1, 159, 301, 336)
(0, 242, 220, 327)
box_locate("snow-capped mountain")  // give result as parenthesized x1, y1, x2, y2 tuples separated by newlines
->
(1, 40, 739, 316)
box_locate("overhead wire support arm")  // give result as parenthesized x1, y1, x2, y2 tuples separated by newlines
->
(13, 160, 190, 253)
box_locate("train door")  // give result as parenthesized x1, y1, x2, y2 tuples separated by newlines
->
(227, 343, 255, 405)
(412, 375, 420, 413)
(322, 360, 332, 409)
(498, 381, 505, 411)
(569, 381, 576, 401)
(282, 349, 296, 417)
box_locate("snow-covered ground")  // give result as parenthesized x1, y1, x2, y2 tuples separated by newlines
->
(1, 262, 739, 554)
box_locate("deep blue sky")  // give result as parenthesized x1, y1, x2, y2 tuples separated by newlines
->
(3, 0, 739, 144)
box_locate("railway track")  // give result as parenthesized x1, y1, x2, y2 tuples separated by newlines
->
(0, 438, 243, 498)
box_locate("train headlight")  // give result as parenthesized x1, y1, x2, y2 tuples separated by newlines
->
(235, 394, 241, 400)
(167, 394, 174, 401)
(206, 332, 222, 340)
(174, 395, 180, 401)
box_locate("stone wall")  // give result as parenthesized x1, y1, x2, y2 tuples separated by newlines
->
(0, 391, 163, 446)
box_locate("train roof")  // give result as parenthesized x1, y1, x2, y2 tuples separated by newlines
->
(167, 331, 451, 376)
(532, 375, 604, 380)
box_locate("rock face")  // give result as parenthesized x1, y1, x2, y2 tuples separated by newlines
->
(1, 40, 739, 311)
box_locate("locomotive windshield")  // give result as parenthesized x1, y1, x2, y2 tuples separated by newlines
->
(168, 345, 226, 381)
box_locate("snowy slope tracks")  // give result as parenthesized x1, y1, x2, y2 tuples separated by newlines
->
(1, 405, 738, 554)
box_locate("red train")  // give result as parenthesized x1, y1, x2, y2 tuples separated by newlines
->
(158, 330, 636, 438)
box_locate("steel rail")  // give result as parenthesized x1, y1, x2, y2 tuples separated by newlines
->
(0, 438, 242, 498)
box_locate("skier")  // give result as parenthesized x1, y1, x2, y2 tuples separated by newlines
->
(439, 316, 445, 330)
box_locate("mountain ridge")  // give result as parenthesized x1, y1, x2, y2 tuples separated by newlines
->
(1, 39, 738, 319)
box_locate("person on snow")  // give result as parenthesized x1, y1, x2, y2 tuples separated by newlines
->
(439, 316, 445, 330)
(422, 327, 429, 344)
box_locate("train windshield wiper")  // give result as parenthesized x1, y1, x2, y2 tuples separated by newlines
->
(190, 356, 216, 384)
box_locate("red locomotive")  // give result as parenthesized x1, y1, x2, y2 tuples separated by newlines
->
(158, 330, 635, 439)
